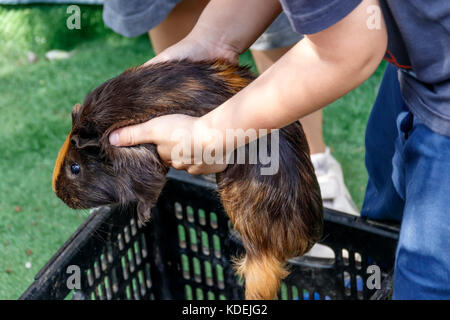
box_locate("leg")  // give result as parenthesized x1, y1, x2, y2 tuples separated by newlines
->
(148, 0, 209, 54)
(362, 63, 450, 298)
(391, 111, 450, 299)
(361, 63, 405, 221)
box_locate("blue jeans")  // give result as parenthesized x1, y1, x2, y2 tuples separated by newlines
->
(362, 63, 450, 299)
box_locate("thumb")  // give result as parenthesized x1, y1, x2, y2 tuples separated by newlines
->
(143, 51, 172, 66)
(143, 56, 162, 67)
(109, 122, 153, 147)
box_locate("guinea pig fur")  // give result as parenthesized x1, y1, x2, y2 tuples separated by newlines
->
(52, 60, 323, 300)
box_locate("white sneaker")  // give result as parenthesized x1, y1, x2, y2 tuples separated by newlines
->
(302, 148, 359, 260)
(311, 147, 359, 216)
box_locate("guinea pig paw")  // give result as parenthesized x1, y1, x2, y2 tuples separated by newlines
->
(137, 201, 152, 224)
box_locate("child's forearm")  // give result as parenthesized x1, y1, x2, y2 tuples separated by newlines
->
(201, 0, 387, 144)
(189, 0, 282, 55)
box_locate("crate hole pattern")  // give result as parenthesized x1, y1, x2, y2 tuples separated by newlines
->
(337, 248, 375, 299)
(172, 201, 239, 300)
(74, 217, 156, 300)
(170, 200, 379, 300)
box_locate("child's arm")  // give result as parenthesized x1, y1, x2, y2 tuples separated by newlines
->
(203, 0, 387, 133)
(110, 0, 387, 175)
(146, 0, 283, 65)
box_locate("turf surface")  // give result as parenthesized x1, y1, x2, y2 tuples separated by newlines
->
(0, 4, 385, 299)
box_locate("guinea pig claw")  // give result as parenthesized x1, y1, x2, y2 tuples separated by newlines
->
(137, 201, 152, 224)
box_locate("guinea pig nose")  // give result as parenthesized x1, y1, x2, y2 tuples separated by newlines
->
(70, 163, 81, 175)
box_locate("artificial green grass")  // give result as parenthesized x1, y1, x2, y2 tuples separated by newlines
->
(0, 5, 385, 299)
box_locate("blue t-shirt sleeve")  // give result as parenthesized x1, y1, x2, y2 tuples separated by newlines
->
(280, 0, 363, 34)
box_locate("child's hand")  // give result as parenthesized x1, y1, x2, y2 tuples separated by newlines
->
(143, 0, 282, 66)
(109, 114, 228, 175)
(144, 25, 240, 66)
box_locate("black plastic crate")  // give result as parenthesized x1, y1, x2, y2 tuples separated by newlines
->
(20, 170, 399, 300)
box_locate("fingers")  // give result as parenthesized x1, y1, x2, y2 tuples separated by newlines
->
(143, 54, 168, 66)
(143, 46, 184, 66)
(107, 113, 228, 175)
(109, 122, 153, 147)
(109, 115, 177, 147)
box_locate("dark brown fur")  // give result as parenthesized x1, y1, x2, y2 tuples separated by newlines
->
(52, 60, 323, 299)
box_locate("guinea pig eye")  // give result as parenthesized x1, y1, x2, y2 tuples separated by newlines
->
(70, 163, 81, 175)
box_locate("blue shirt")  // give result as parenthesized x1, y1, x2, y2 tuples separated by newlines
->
(280, 0, 450, 137)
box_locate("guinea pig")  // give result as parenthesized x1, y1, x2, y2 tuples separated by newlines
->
(52, 60, 323, 300)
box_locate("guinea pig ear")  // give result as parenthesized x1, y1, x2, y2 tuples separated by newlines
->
(70, 133, 99, 149)
(72, 103, 82, 124)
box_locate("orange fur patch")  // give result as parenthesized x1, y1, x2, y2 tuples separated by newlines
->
(52, 132, 71, 192)
(235, 254, 289, 300)
(212, 61, 251, 92)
